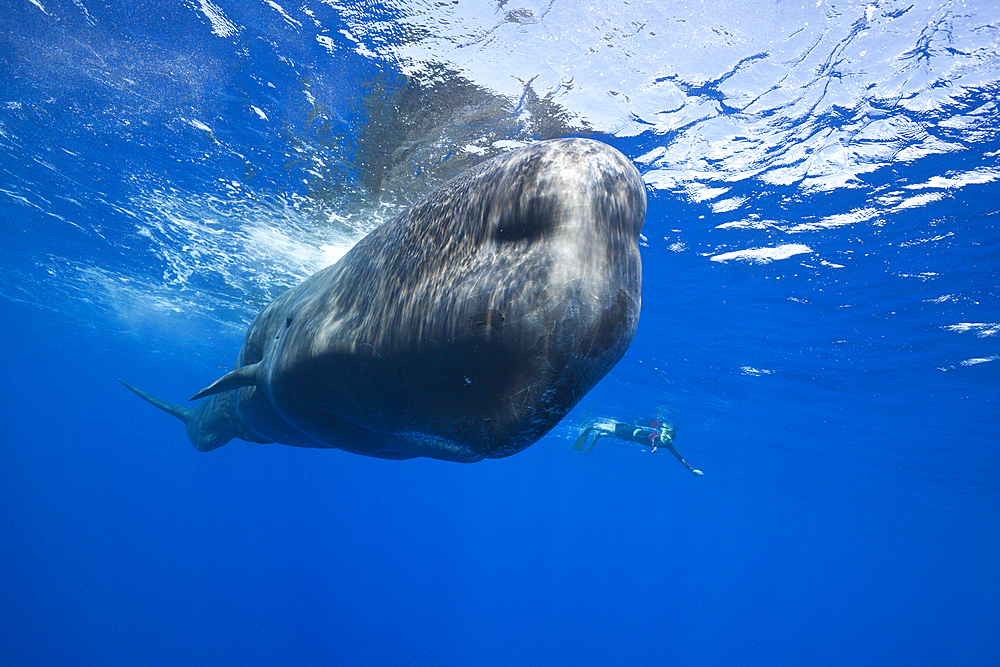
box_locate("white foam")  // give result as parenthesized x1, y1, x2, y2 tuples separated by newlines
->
(196, 0, 239, 38)
(186, 118, 212, 133)
(265, 0, 302, 29)
(944, 323, 1000, 338)
(904, 167, 1000, 190)
(710, 244, 812, 264)
(960, 356, 999, 367)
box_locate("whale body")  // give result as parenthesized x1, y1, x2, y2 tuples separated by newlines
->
(123, 138, 646, 462)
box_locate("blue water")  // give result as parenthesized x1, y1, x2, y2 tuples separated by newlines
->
(2, 1, 998, 665)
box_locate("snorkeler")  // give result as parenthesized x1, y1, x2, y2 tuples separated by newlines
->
(573, 419, 704, 476)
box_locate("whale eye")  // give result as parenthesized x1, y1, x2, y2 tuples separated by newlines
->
(285, 315, 293, 328)
(495, 194, 557, 243)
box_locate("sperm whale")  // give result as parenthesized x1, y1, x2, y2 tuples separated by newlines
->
(122, 138, 645, 462)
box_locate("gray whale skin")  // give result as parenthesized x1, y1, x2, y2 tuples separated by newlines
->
(122, 138, 646, 462)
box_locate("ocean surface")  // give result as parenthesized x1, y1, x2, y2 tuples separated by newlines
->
(2, 1, 998, 665)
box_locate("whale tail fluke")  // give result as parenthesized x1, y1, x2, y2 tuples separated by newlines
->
(119, 380, 193, 424)
(120, 379, 243, 452)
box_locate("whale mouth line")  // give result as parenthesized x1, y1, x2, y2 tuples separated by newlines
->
(309, 407, 484, 462)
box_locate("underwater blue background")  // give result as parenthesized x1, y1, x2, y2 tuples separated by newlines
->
(1, 1, 998, 665)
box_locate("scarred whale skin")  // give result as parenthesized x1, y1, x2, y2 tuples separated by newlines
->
(122, 137, 645, 462)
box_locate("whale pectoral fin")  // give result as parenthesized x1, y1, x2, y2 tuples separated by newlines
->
(121, 379, 243, 452)
(189, 362, 261, 401)
(119, 380, 192, 424)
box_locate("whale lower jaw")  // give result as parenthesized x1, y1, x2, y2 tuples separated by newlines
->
(367, 432, 485, 463)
